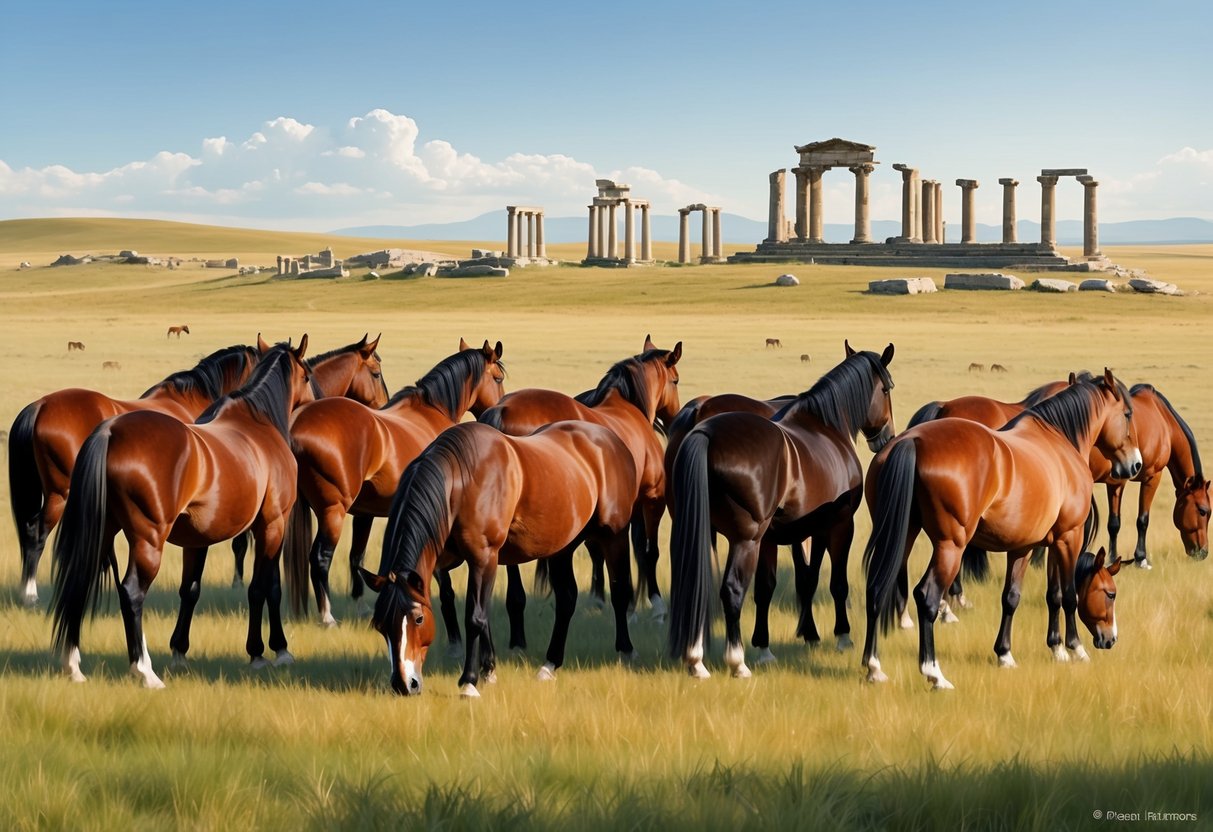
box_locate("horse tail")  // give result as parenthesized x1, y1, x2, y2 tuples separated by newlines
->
(478, 406, 505, 432)
(284, 489, 314, 617)
(533, 560, 552, 596)
(907, 400, 943, 428)
(8, 401, 44, 583)
(49, 423, 114, 656)
(961, 544, 991, 583)
(1082, 495, 1100, 553)
(863, 438, 918, 634)
(667, 430, 714, 661)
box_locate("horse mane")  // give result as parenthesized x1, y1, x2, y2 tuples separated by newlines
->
(304, 341, 382, 398)
(1020, 376, 1077, 408)
(1001, 375, 1131, 451)
(1131, 383, 1203, 479)
(772, 351, 894, 439)
(141, 344, 256, 400)
(577, 349, 669, 415)
(195, 345, 296, 438)
(382, 349, 500, 419)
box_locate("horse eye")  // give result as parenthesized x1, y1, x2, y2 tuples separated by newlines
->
(1105, 591, 1116, 600)
(413, 613, 425, 627)
(1198, 507, 1209, 517)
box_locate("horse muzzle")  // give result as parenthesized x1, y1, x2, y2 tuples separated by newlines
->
(1092, 633, 1117, 650)
(866, 426, 894, 454)
(1111, 452, 1142, 480)
(1187, 545, 1209, 561)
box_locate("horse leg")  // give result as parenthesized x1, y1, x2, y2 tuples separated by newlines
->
(1055, 534, 1090, 662)
(348, 515, 375, 613)
(863, 518, 921, 684)
(750, 539, 778, 663)
(1106, 481, 1123, 562)
(826, 516, 856, 651)
(992, 549, 1031, 668)
(505, 563, 527, 651)
(458, 556, 498, 697)
(895, 560, 913, 630)
(309, 508, 345, 626)
(793, 539, 821, 644)
(1045, 555, 1066, 661)
(720, 537, 760, 678)
(639, 498, 666, 619)
(538, 549, 577, 680)
(257, 517, 292, 665)
(913, 539, 963, 690)
(169, 545, 209, 669)
(588, 543, 607, 611)
(231, 531, 249, 588)
(435, 567, 464, 657)
(1133, 474, 1161, 569)
(118, 538, 165, 689)
(599, 533, 636, 658)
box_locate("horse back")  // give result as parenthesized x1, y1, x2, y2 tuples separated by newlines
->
(487, 388, 591, 436)
(938, 396, 1022, 429)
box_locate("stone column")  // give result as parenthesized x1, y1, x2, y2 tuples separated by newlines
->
(921, 180, 936, 243)
(588, 205, 598, 259)
(998, 178, 1018, 243)
(678, 210, 690, 263)
(808, 166, 825, 243)
(526, 211, 536, 258)
(607, 202, 618, 259)
(277, 255, 283, 275)
(1079, 175, 1100, 257)
(641, 204, 652, 261)
(850, 163, 874, 244)
(794, 169, 808, 241)
(893, 164, 919, 242)
(701, 208, 712, 262)
(1038, 175, 1058, 248)
(712, 208, 723, 258)
(956, 180, 978, 244)
(934, 182, 943, 243)
(911, 170, 921, 240)
(507, 207, 518, 258)
(624, 201, 636, 262)
(767, 169, 787, 243)
(536, 212, 546, 258)
(597, 204, 608, 258)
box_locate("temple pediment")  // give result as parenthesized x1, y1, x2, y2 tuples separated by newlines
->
(795, 138, 877, 167)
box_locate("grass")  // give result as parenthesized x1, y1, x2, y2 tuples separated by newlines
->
(0, 218, 1211, 829)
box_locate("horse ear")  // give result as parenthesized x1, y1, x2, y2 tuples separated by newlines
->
(1103, 367, 1118, 395)
(644, 333, 656, 351)
(256, 333, 271, 354)
(666, 341, 683, 366)
(494, 340, 504, 360)
(294, 333, 309, 361)
(459, 337, 470, 351)
(405, 571, 426, 595)
(844, 339, 856, 357)
(880, 343, 894, 367)
(1093, 546, 1107, 570)
(361, 333, 381, 357)
(1068, 372, 1077, 385)
(359, 568, 387, 594)
(1107, 555, 1123, 576)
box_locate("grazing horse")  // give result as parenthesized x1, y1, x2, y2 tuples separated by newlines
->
(968, 363, 984, 373)
(101, 361, 120, 370)
(8, 343, 261, 606)
(990, 363, 1008, 373)
(765, 338, 782, 348)
(667, 342, 896, 678)
(476, 336, 682, 647)
(283, 340, 505, 627)
(50, 342, 315, 687)
(862, 370, 1141, 690)
(67, 341, 85, 352)
(1094, 384, 1209, 565)
(800, 354, 811, 363)
(363, 420, 638, 697)
(167, 325, 190, 338)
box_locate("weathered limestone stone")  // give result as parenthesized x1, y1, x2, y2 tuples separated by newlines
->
(443, 265, 509, 278)
(1030, 278, 1078, 293)
(1079, 279, 1117, 292)
(1128, 277, 1182, 296)
(775, 273, 800, 286)
(119, 250, 138, 258)
(868, 277, 938, 295)
(944, 273, 1025, 291)
(413, 263, 438, 277)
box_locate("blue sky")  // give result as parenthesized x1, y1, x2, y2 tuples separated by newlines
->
(2, 0, 1210, 230)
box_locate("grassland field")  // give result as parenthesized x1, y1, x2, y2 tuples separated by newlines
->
(0, 218, 1210, 830)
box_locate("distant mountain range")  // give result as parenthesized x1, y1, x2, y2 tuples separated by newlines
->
(332, 214, 1213, 246)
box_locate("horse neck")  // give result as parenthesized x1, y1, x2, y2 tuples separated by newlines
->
(310, 354, 356, 398)
(140, 384, 213, 417)
(1146, 393, 1201, 486)
(592, 387, 653, 424)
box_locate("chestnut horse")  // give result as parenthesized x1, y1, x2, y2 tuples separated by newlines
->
(284, 340, 505, 626)
(667, 343, 896, 679)
(362, 420, 638, 697)
(862, 370, 1141, 690)
(9, 342, 261, 605)
(167, 325, 190, 338)
(476, 336, 681, 648)
(50, 341, 315, 687)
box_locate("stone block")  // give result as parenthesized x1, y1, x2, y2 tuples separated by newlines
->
(944, 273, 1024, 291)
(443, 265, 508, 278)
(1128, 277, 1182, 296)
(413, 263, 438, 277)
(1029, 278, 1078, 293)
(868, 277, 938, 295)
(1079, 279, 1117, 292)
(774, 273, 800, 287)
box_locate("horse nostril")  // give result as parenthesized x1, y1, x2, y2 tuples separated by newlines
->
(409, 677, 421, 692)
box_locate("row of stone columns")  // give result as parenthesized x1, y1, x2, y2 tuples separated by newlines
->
(586, 200, 652, 262)
(768, 163, 878, 245)
(506, 206, 546, 259)
(678, 206, 723, 263)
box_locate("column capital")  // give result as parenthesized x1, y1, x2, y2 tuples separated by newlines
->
(998, 178, 1019, 187)
(955, 179, 979, 189)
(1077, 175, 1099, 187)
(892, 163, 917, 175)
(1037, 175, 1060, 186)
(849, 163, 876, 176)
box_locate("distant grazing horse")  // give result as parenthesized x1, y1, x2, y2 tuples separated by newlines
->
(968, 362, 984, 373)
(364, 420, 638, 697)
(101, 361, 120, 370)
(667, 342, 895, 678)
(990, 363, 1008, 373)
(282, 340, 505, 629)
(50, 342, 315, 687)
(862, 370, 1141, 689)
(167, 325, 190, 338)
(766, 338, 782, 348)
(476, 336, 681, 649)
(800, 354, 811, 363)
(67, 341, 85, 352)
(8, 342, 261, 606)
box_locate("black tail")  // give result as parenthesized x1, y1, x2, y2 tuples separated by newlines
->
(533, 559, 552, 596)
(284, 488, 314, 617)
(477, 406, 505, 432)
(907, 400, 943, 428)
(666, 430, 714, 661)
(1082, 496, 1100, 553)
(961, 544, 991, 583)
(9, 402, 45, 585)
(863, 438, 918, 634)
(49, 424, 115, 655)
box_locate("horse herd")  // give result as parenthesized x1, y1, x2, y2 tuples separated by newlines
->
(7, 333, 1209, 697)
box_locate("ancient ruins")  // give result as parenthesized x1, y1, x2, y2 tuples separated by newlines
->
(277, 247, 348, 278)
(505, 206, 549, 262)
(677, 204, 724, 264)
(583, 180, 654, 267)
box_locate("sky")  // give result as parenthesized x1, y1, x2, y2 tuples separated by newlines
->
(1, 0, 1210, 232)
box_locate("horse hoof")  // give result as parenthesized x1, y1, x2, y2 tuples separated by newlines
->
(939, 602, 960, 624)
(1134, 559, 1152, 571)
(687, 662, 710, 679)
(899, 613, 915, 630)
(755, 648, 777, 665)
(731, 664, 753, 679)
(483, 670, 498, 685)
(955, 593, 972, 609)
(231, 577, 244, 590)
(169, 651, 189, 672)
(273, 650, 295, 666)
(320, 616, 339, 629)
(459, 684, 480, 699)
(590, 597, 607, 612)
(249, 656, 271, 671)
(836, 635, 854, 652)
(536, 663, 557, 682)
(143, 675, 167, 690)
(1051, 645, 1070, 663)
(931, 677, 955, 691)
(998, 653, 1017, 669)
(866, 669, 888, 684)
(1069, 646, 1090, 662)
(21, 595, 38, 609)
(67, 670, 87, 683)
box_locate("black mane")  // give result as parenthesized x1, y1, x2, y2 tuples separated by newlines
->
(772, 351, 893, 439)
(1132, 383, 1203, 480)
(1001, 376, 1131, 451)
(141, 344, 256, 401)
(383, 349, 498, 419)
(195, 345, 298, 438)
(577, 349, 669, 415)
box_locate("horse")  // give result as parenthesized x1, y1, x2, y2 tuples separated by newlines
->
(990, 363, 1009, 373)
(101, 361, 120, 370)
(861, 369, 1141, 690)
(667, 342, 896, 678)
(967, 363, 984, 373)
(283, 340, 505, 628)
(50, 341, 315, 687)
(8, 342, 261, 606)
(167, 325, 190, 338)
(475, 336, 681, 649)
(67, 341, 85, 352)
(800, 354, 811, 363)
(1093, 383, 1209, 566)
(362, 419, 639, 697)
(765, 338, 782, 349)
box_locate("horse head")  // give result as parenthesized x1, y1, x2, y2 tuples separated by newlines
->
(1091, 368, 1142, 480)
(1076, 547, 1122, 649)
(467, 339, 506, 417)
(643, 335, 683, 428)
(361, 568, 434, 696)
(1174, 476, 1211, 560)
(287, 334, 315, 409)
(855, 341, 896, 452)
(348, 333, 389, 407)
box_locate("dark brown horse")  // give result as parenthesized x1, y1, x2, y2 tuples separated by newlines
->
(862, 370, 1141, 689)
(167, 325, 190, 338)
(476, 336, 681, 648)
(50, 341, 315, 687)
(9, 342, 262, 606)
(284, 340, 505, 626)
(362, 420, 638, 697)
(667, 343, 895, 678)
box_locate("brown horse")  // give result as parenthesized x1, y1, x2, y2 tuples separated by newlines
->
(667, 343, 895, 678)
(476, 336, 681, 647)
(9, 342, 261, 606)
(67, 341, 85, 352)
(50, 341, 314, 687)
(362, 419, 638, 697)
(167, 325, 190, 338)
(284, 340, 505, 627)
(862, 370, 1141, 690)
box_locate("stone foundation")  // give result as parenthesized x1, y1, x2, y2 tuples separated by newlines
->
(730, 241, 1074, 269)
